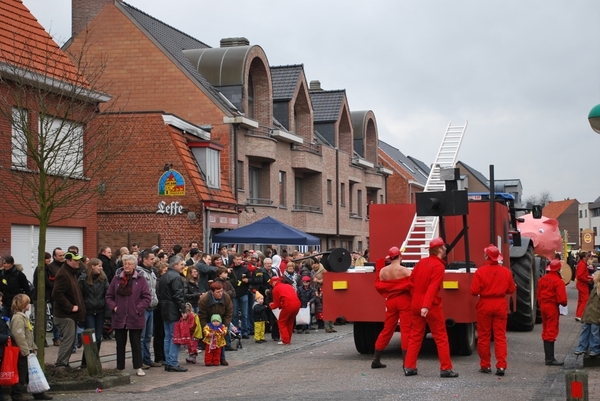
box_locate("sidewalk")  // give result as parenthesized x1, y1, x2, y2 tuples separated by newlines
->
(41, 323, 353, 393)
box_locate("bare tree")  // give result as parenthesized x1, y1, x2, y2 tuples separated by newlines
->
(524, 190, 552, 209)
(0, 32, 131, 365)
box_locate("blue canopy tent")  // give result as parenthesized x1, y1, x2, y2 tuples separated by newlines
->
(212, 216, 320, 246)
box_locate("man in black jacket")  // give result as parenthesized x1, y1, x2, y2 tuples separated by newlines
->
(0, 256, 32, 317)
(231, 254, 250, 338)
(98, 247, 115, 284)
(158, 255, 188, 372)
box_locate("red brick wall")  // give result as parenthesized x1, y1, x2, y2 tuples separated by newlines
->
(96, 113, 205, 252)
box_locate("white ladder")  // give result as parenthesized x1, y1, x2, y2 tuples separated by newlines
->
(401, 122, 467, 264)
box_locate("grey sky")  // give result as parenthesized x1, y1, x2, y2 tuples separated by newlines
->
(23, 0, 600, 203)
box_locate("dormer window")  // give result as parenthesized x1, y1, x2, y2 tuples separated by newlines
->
(190, 142, 223, 189)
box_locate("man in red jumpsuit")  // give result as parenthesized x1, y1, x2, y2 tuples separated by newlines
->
(403, 237, 458, 378)
(371, 246, 413, 369)
(470, 244, 516, 376)
(269, 276, 301, 345)
(537, 259, 568, 366)
(575, 252, 592, 320)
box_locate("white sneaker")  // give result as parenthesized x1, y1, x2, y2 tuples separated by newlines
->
(277, 341, 284, 345)
(136, 368, 146, 376)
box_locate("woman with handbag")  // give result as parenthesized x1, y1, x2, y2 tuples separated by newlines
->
(105, 255, 152, 377)
(9, 294, 52, 400)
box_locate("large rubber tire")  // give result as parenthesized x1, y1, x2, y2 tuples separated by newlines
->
(508, 245, 537, 331)
(353, 322, 384, 354)
(447, 323, 476, 356)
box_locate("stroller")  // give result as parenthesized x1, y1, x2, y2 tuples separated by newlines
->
(229, 322, 243, 349)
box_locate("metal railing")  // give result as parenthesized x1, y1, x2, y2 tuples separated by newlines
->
(247, 198, 274, 205)
(292, 204, 322, 212)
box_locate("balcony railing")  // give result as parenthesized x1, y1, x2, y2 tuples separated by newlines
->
(291, 141, 322, 155)
(247, 198, 274, 206)
(293, 204, 322, 212)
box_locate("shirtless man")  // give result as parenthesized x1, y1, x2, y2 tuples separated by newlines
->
(371, 246, 413, 369)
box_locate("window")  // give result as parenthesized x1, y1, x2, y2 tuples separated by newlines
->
(279, 171, 286, 207)
(357, 189, 362, 217)
(236, 161, 244, 190)
(585, 210, 588, 218)
(247, 74, 255, 119)
(340, 183, 346, 207)
(191, 146, 221, 189)
(11, 107, 28, 169)
(580, 210, 583, 218)
(594, 227, 598, 236)
(41, 116, 83, 177)
(295, 177, 303, 207)
(327, 179, 332, 204)
(249, 167, 260, 200)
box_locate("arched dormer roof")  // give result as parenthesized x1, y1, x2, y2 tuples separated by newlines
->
(183, 45, 252, 87)
(351, 110, 378, 162)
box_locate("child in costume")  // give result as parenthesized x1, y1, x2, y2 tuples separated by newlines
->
(184, 303, 201, 364)
(202, 314, 227, 366)
(253, 292, 269, 343)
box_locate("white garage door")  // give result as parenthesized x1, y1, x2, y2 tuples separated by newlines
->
(11, 225, 84, 282)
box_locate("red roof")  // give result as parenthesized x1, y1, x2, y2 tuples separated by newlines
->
(542, 199, 578, 219)
(0, 0, 88, 87)
(168, 125, 237, 206)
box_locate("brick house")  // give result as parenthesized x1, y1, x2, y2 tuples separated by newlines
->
(0, 0, 109, 279)
(67, 0, 389, 253)
(543, 199, 580, 247)
(378, 140, 429, 204)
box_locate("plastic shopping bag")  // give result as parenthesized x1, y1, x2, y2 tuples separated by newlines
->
(27, 353, 50, 393)
(295, 307, 311, 325)
(559, 305, 568, 316)
(0, 338, 19, 386)
(173, 318, 191, 345)
(271, 308, 281, 320)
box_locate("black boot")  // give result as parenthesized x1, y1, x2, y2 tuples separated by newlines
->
(371, 349, 386, 369)
(544, 341, 564, 366)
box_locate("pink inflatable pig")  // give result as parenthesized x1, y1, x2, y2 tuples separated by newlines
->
(516, 214, 562, 259)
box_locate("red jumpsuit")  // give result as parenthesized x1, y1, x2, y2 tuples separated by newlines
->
(404, 255, 452, 371)
(374, 275, 413, 352)
(537, 271, 568, 342)
(470, 261, 516, 370)
(270, 282, 301, 344)
(576, 260, 591, 318)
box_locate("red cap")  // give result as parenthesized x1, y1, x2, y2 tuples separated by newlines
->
(270, 276, 282, 284)
(484, 244, 503, 262)
(546, 259, 562, 272)
(429, 237, 445, 249)
(302, 276, 311, 282)
(385, 246, 401, 261)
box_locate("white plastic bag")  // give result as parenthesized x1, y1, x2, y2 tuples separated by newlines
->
(559, 305, 568, 316)
(295, 307, 311, 325)
(272, 308, 281, 320)
(27, 353, 50, 393)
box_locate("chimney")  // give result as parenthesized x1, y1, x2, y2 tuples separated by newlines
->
(72, 0, 115, 38)
(309, 80, 322, 91)
(220, 37, 250, 48)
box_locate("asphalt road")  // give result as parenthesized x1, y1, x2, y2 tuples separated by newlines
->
(56, 284, 593, 401)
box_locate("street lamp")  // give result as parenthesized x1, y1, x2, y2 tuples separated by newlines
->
(588, 103, 600, 134)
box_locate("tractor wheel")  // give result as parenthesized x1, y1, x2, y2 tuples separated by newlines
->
(508, 245, 537, 331)
(353, 322, 384, 354)
(447, 323, 476, 356)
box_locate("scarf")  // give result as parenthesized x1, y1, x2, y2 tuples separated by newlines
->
(117, 272, 134, 296)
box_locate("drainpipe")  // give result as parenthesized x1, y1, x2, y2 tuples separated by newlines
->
(336, 148, 340, 237)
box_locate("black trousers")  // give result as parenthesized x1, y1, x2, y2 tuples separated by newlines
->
(114, 329, 142, 370)
(153, 308, 165, 363)
(11, 354, 28, 397)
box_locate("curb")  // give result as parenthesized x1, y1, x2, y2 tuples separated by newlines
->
(49, 372, 130, 392)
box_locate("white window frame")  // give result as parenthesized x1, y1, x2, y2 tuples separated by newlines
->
(40, 116, 84, 177)
(11, 107, 28, 170)
(191, 147, 221, 189)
